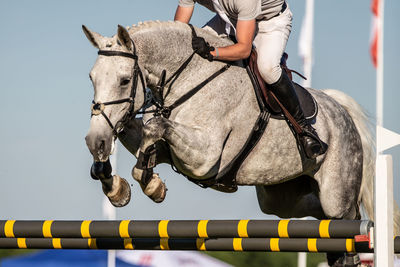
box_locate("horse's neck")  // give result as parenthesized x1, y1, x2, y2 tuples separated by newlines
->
(130, 22, 229, 105)
(130, 22, 193, 84)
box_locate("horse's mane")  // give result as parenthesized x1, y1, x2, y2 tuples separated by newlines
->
(126, 20, 233, 47)
(127, 20, 185, 34)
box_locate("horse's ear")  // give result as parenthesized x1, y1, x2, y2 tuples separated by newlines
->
(117, 25, 133, 52)
(82, 25, 104, 49)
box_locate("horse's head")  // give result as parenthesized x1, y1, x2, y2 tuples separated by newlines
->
(83, 25, 146, 162)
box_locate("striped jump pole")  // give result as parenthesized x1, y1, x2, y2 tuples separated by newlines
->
(3, 237, 399, 253)
(0, 220, 373, 239)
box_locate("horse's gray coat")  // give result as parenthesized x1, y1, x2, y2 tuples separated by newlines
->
(83, 21, 397, 231)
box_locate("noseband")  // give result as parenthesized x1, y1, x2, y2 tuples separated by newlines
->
(90, 39, 146, 138)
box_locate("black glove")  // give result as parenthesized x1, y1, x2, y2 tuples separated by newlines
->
(192, 36, 215, 61)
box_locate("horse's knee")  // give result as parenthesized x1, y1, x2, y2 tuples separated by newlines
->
(142, 117, 166, 142)
(318, 177, 360, 219)
(330, 204, 359, 220)
(320, 196, 359, 220)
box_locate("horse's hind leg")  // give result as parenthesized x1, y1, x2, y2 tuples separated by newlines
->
(256, 175, 326, 219)
(316, 138, 363, 266)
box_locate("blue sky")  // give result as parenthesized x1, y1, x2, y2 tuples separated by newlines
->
(0, 0, 399, 220)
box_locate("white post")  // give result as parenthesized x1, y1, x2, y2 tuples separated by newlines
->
(374, 155, 394, 266)
(297, 251, 307, 267)
(105, 142, 118, 267)
(297, 217, 308, 267)
(107, 247, 116, 267)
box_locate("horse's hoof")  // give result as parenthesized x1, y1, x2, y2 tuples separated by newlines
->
(102, 175, 131, 207)
(143, 173, 167, 203)
(328, 253, 361, 267)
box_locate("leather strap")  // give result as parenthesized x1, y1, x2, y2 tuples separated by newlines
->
(166, 64, 231, 114)
(248, 50, 304, 135)
(98, 50, 138, 60)
(269, 91, 303, 134)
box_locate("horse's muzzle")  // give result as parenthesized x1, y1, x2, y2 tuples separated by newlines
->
(85, 131, 113, 162)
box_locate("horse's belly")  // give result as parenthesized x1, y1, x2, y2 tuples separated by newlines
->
(235, 159, 305, 186)
(233, 119, 307, 185)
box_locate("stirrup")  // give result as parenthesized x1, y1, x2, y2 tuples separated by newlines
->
(301, 125, 325, 147)
(299, 125, 328, 158)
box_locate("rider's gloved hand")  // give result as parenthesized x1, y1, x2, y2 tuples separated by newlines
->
(192, 36, 215, 61)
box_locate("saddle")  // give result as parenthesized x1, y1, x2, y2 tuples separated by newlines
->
(247, 50, 318, 122)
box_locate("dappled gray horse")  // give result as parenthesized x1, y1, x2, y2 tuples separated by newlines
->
(83, 21, 391, 265)
(83, 20, 374, 219)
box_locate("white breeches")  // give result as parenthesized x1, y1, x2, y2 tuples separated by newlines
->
(204, 7, 293, 85)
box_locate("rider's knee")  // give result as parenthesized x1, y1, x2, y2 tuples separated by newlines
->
(256, 60, 282, 84)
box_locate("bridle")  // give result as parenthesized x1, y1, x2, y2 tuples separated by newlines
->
(90, 38, 146, 138)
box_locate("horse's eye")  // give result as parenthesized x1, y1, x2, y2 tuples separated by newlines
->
(120, 78, 130, 86)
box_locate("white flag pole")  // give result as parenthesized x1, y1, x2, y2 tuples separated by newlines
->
(298, 0, 314, 89)
(375, 0, 384, 129)
(374, 0, 394, 266)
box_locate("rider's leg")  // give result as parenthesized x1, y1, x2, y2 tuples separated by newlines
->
(254, 8, 327, 159)
(269, 72, 327, 159)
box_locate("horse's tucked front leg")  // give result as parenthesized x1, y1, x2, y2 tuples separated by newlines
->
(132, 116, 224, 202)
(132, 117, 168, 203)
(91, 160, 131, 207)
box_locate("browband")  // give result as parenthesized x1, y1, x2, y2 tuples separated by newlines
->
(98, 50, 138, 60)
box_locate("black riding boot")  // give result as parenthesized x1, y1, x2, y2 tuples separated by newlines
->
(269, 71, 327, 159)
